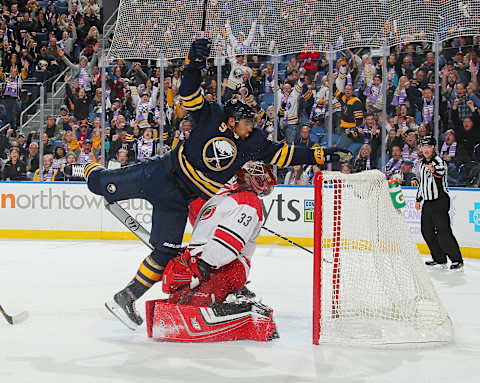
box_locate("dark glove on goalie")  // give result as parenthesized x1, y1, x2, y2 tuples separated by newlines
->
(314, 147, 353, 165)
(186, 38, 212, 69)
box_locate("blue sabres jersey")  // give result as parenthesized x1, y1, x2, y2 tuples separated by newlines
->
(175, 66, 321, 200)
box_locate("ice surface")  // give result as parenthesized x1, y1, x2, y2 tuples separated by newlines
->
(1, 240, 479, 383)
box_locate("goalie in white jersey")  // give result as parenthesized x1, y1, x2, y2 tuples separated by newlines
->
(145, 162, 278, 342)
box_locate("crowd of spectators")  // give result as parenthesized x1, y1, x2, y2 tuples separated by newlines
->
(0, 11, 479, 187)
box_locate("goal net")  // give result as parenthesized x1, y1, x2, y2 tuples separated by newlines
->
(313, 170, 452, 345)
(108, 0, 480, 60)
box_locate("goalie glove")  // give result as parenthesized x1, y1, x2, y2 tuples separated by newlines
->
(162, 250, 211, 294)
(185, 38, 211, 69)
(313, 147, 353, 165)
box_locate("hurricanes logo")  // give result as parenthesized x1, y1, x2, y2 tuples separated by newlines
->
(202, 137, 237, 171)
(200, 205, 216, 221)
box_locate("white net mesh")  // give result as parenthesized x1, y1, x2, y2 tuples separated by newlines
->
(314, 170, 452, 345)
(109, 0, 480, 59)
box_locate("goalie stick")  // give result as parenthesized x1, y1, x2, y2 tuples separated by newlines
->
(0, 305, 29, 325)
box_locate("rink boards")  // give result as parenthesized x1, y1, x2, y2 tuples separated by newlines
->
(0, 182, 478, 258)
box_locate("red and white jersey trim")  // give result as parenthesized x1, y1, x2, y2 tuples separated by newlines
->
(189, 189, 262, 272)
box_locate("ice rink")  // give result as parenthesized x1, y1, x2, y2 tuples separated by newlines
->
(1, 239, 479, 383)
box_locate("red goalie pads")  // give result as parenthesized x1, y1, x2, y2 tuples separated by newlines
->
(145, 299, 277, 342)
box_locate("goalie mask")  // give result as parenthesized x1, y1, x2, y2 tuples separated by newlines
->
(236, 162, 277, 197)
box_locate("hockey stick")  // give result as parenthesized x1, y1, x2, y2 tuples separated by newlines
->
(200, 0, 208, 36)
(261, 226, 313, 255)
(104, 199, 154, 250)
(0, 305, 29, 325)
(104, 199, 316, 258)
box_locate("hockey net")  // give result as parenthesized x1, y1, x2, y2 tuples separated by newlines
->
(108, 0, 480, 60)
(313, 170, 452, 345)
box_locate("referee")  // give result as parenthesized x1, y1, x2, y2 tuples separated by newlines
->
(415, 136, 464, 270)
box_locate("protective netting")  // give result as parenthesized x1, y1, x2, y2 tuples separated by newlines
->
(109, 0, 480, 59)
(313, 171, 452, 345)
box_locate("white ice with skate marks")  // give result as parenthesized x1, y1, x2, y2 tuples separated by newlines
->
(0, 240, 479, 383)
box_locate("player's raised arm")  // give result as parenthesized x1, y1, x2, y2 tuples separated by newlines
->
(179, 39, 211, 115)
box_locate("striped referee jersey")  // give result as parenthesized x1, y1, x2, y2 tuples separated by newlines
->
(416, 155, 449, 202)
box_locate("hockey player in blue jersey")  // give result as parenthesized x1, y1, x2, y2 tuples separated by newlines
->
(66, 38, 350, 329)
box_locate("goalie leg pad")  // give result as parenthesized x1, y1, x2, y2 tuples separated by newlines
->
(146, 299, 277, 342)
(167, 259, 247, 306)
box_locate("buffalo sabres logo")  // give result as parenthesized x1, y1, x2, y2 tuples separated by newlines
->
(202, 137, 237, 171)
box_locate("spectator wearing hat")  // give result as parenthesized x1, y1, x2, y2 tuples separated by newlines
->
(2, 147, 27, 181)
(56, 105, 71, 131)
(16, 133, 28, 160)
(73, 120, 91, 145)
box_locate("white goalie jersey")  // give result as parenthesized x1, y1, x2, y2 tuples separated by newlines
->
(188, 189, 263, 274)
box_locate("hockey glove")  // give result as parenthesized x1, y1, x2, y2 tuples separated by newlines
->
(162, 250, 211, 294)
(314, 147, 353, 165)
(185, 38, 212, 69)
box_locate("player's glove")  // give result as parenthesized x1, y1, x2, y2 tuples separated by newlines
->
(185, 38, 212, 69)
(162, 250, 211, 294)
(314, 147, 353, 165)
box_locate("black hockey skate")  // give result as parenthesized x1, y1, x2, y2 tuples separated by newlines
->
(425, 260, 448, 269)
(105, 287, 143, 331)
(450, 262, 464, 271)
(63, 162, 88, 179)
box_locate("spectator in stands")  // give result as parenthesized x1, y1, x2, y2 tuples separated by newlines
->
(136, 127, 159, 161)
(52, 146, 67, 170)
(16, 133, 28, 160)
(451, 99, 480, 164)
(295, 124, 315, 148)
(385, 145, 403, 179)
(42, 132, 53, 154)
(395, 160, 418, 186)
(353, 144, 375, 172)
(2, 147, 26, 181)
(284, 165, 307, 185)
(402, 130, 419, 163)
(334, 83, 364, 149)
(108, 148, 130, 169)
(109, 129, 135, 162)
(44, 114, 60, 139)
(340, 163, 353, 174)
(77, 139, 95, 164)
(33, 153, 58, 181)
(66, 85, 94, 121)
(59, 45, 98, 93)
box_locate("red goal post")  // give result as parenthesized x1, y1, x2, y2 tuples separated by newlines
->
(312, 171, 453, 346)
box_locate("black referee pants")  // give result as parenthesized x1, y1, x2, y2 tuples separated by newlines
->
(421, 197, 463, 263)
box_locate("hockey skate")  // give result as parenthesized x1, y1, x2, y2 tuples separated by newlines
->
(63, 162, 88, 179)
(425, 261, 448, 270)
(105, 287, 143, 331)
(450, 262, 464, 271)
